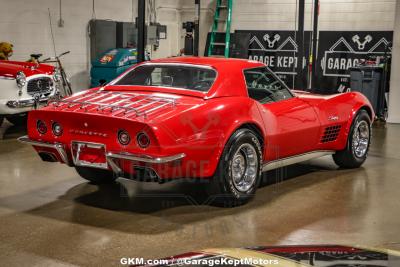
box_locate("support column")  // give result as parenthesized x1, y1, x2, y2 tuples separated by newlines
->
(137, 0, 146, 63)
(387, 0, 400, 123)
(194, 0, 200, 56)
(295, 0, 305, 90)
(310, 0, 319, 91)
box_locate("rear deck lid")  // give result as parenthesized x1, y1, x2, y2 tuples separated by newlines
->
(45, 89, 204, 123)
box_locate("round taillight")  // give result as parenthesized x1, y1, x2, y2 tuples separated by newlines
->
(52, 122, 63, 136)
(137, 132, 150, 148)
(118, 130, 131, 146)
(37, 120, 47, 134)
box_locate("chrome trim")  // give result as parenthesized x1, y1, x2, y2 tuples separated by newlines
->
(0, 76, 15, 80)
(18, 136, 185, 174)
(17, 136, 69, 164)
(262, 150, 335, 172)
(106, 151, 186, 164)
(49, 91, 176, 118)
(352, 120, 370, 158)
(231, 143, 258, 193)
(139, 62, 215, 69)
(71, 141, 108, 170)
(6, 98, 49, 108)
(106, 157, 123, 174)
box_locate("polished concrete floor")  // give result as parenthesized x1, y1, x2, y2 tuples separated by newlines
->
(1, 120, 400, 266)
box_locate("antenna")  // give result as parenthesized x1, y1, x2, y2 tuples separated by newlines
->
(48, 8, 57, 58)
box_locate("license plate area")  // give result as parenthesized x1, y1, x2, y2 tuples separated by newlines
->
(71, 141, 108, 169)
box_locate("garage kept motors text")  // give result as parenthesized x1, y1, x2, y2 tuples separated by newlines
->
(120, 257, 279, 266)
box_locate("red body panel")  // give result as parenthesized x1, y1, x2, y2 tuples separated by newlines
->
(26, 57, 374, 180)
(0, 60, 55, 78)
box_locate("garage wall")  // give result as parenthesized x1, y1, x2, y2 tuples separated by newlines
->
(230, 0, 396, 31)
(0, 0, 182, 92)
(153, 0, 183, 58)
(181, 0, 397, 56)
(1, 0, 396, 92)
(388, 0, 400, 123)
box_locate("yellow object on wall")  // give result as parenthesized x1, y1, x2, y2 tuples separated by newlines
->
(0, 42, 14, 60)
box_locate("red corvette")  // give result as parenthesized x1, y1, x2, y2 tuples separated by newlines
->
(19, 57, 374, 205)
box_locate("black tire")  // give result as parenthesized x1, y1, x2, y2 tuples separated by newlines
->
(207, 128, 262, 206)
(0, 116, 4, 127)
(75, 166, 117, 184)
(6, 113, 28, 126)
(333, 110, 371, 168)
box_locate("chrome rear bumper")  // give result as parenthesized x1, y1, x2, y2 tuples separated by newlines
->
(17, 136, 185, 174)
(106, 152, 186, 174)
(18, 136, 69, 164)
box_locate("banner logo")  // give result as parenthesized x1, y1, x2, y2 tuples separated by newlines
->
(352, 34, 373, 50)
(248, 32, 303, 75)
(322, 34, 391, 78)
(263, 34, 281, 48)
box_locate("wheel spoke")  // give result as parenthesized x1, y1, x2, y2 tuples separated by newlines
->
(231, 143, 259, 193)
(352, 120, 370, 158)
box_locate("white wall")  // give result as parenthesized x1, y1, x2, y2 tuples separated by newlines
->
(0, 0, 182, 92)
(388, 0, 400, 123)
(181, 0, 396, 56)
(152, 0, 184, 59)
(1, 0, 397, 91)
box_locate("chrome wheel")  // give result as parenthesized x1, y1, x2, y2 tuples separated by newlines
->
(352, 120, 370, 158)
(231, 143, 258, 192)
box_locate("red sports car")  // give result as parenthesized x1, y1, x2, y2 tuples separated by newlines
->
(19, 57, 374, 205)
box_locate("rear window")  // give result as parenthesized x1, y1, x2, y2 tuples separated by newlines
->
(115, 64, 217, 92)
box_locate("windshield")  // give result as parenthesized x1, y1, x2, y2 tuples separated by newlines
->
(114, 64, 217, 92)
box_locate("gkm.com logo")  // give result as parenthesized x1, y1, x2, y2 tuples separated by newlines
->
(120, 256, 279, 266)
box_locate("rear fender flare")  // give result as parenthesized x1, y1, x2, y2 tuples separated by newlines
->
(212, 119, 266, 173)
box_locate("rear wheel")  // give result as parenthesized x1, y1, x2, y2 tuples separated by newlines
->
(333, 110, 371, 168)
(75, 166, 117, 184)
(208, 129, 262, 206)
(6, 113, 28, 126)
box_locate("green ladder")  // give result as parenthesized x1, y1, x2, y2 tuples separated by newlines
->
(207, 0, 233, 58)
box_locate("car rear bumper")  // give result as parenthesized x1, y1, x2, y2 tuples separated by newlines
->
(18, 136, 186, 179)
(106, 151, 186, 174)
(17, 136, 70, 164)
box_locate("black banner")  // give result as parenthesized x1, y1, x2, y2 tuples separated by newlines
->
(236, 30, 311, 88)
(315, 31, 393, 93)
(233, 30, 393, 94)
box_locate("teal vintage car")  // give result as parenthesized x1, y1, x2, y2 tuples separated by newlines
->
(90, 48, 147, 87)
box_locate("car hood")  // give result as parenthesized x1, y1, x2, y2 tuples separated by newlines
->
(133, 245, 400, 266)
(0, 60, 55, 78)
